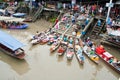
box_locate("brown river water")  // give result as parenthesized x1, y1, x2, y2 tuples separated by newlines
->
(0, 19, 120, 80)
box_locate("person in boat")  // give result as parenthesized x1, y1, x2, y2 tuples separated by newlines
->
(58, 45, 64, 53)
(73, 24, 78, 34)
(85, 18, 89, 25)
(63, 35, 68, 42)
(5, 9, 10, 16)
(14, 48, 23, 55)
(75, 38, 79, 45)
(68, 37, 73, 48)
(65, 24, 70, 28)
(54, 33, 58, 39)
(69, 37, 73, 44)
(77, 46, 82, 54)
(97, 19, 101, 27)
(116, 61, 120, 67)
(109, 57, 114, 64)
(86, 37, 93, 48)
(48, 28, 52, 33)
(33, 31, 39, 39)
(12, 21, 17, 26)
(95, 45, 106, 55)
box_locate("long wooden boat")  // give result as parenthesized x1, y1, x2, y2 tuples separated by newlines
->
(23, 17, 32, 22)
(66, 47, 74, 60)
(47, 32, 58, 45)
(57, 43, 67, 55)
(12, 13, 26, 18)
(9, 24, 28, 29)
(57, 35, 68, 55)
(0, 30, 25, 59)
(50, 39, 61, 53)
(75, 45, 84, 64)
(66, 36, 74, 60)
(0, 20, 28, 29)
(95, 45, 120, 74)
(30, 29, 53, 45)
(31, 32, 46, 45)
(83, 45, 99, 64)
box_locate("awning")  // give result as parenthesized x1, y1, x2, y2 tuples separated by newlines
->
(0, 16, 25, 22)
(115, 0, 120, 5)
(110, 30, 120, 36)
(0, 30, 24, 51)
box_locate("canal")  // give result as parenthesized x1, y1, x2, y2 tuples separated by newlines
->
(0, 19, 119, 80)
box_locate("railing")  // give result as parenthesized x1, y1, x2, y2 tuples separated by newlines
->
(32, 6, 44, 22)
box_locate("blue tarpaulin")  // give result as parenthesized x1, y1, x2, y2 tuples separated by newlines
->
(0, 30, 24, 51)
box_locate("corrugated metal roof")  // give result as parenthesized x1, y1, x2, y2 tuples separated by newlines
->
(0, 30, 24, 51)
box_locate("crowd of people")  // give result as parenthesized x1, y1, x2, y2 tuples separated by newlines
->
(0, 20, 23, 29)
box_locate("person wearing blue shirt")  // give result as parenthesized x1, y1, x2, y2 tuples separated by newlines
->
(97, 19, 101, 27)
(85, 18, 89, 25)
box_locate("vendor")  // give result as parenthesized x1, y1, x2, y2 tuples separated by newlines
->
(95, 45, 106, 55)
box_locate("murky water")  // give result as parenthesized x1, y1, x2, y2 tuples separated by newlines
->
(0, 19, 120, 80)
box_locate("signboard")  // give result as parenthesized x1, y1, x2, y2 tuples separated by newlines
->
(106, 3, 114, 7)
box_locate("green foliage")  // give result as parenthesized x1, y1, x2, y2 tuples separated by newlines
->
(49, 17, 56, 23)
(49, 13, 58, 23)
(0, 0, 3, 2)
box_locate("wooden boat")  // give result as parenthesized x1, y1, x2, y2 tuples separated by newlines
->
(50, 39, 61, 53)
(0, 30, 25, 59)
(83, 45, 99, 64)
(95, 45, 120, 74)
(23, 17, 32, 22)
(31, 39, 40, 45)
(47, 32, 61, 45)
(31, 32, 45, 45)
(12, 13, 26, 18)
(39, 33, 49, 45)
(75, 45, 85, 64)
(66, 47, 74, 60)
(74, 37, 85, 64)
(40, 38, 49, 45)
(0, 20, 28, 29)
(57, 43, 67, 55)
(66, 36, 75, 60)
(30, 28, 55, 45)
(82, 37, 99, 64)
(57, 35, 68, 55)
(9, 23, 28, 29)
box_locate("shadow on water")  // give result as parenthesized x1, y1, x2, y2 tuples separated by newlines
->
(49, 51, 56, 56)
(66, 59, 72, 66)
(49, 52, 55, 56)
(29, 44, 40, 51)
(0, 51, 30, 75)
(57, 55, 64, 62)
(77, 61, 84, 69)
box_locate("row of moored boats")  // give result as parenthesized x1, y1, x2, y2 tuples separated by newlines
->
(30, 28, 120, 74)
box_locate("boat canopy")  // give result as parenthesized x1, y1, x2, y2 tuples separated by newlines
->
(0, 30, 24, 51)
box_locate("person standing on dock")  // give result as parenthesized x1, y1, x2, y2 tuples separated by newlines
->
(97, 19, 101, 27)
(72, 15, 75, 24)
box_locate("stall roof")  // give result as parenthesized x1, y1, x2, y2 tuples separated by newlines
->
(115, 0, 120, 5)
(0, 30, 24, 51)
(0, 16, 25, 22)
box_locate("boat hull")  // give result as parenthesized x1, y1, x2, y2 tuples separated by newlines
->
(9, 24, 28, 29)
(83, 46, 99, 64)
(0, 47, 25, 59)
